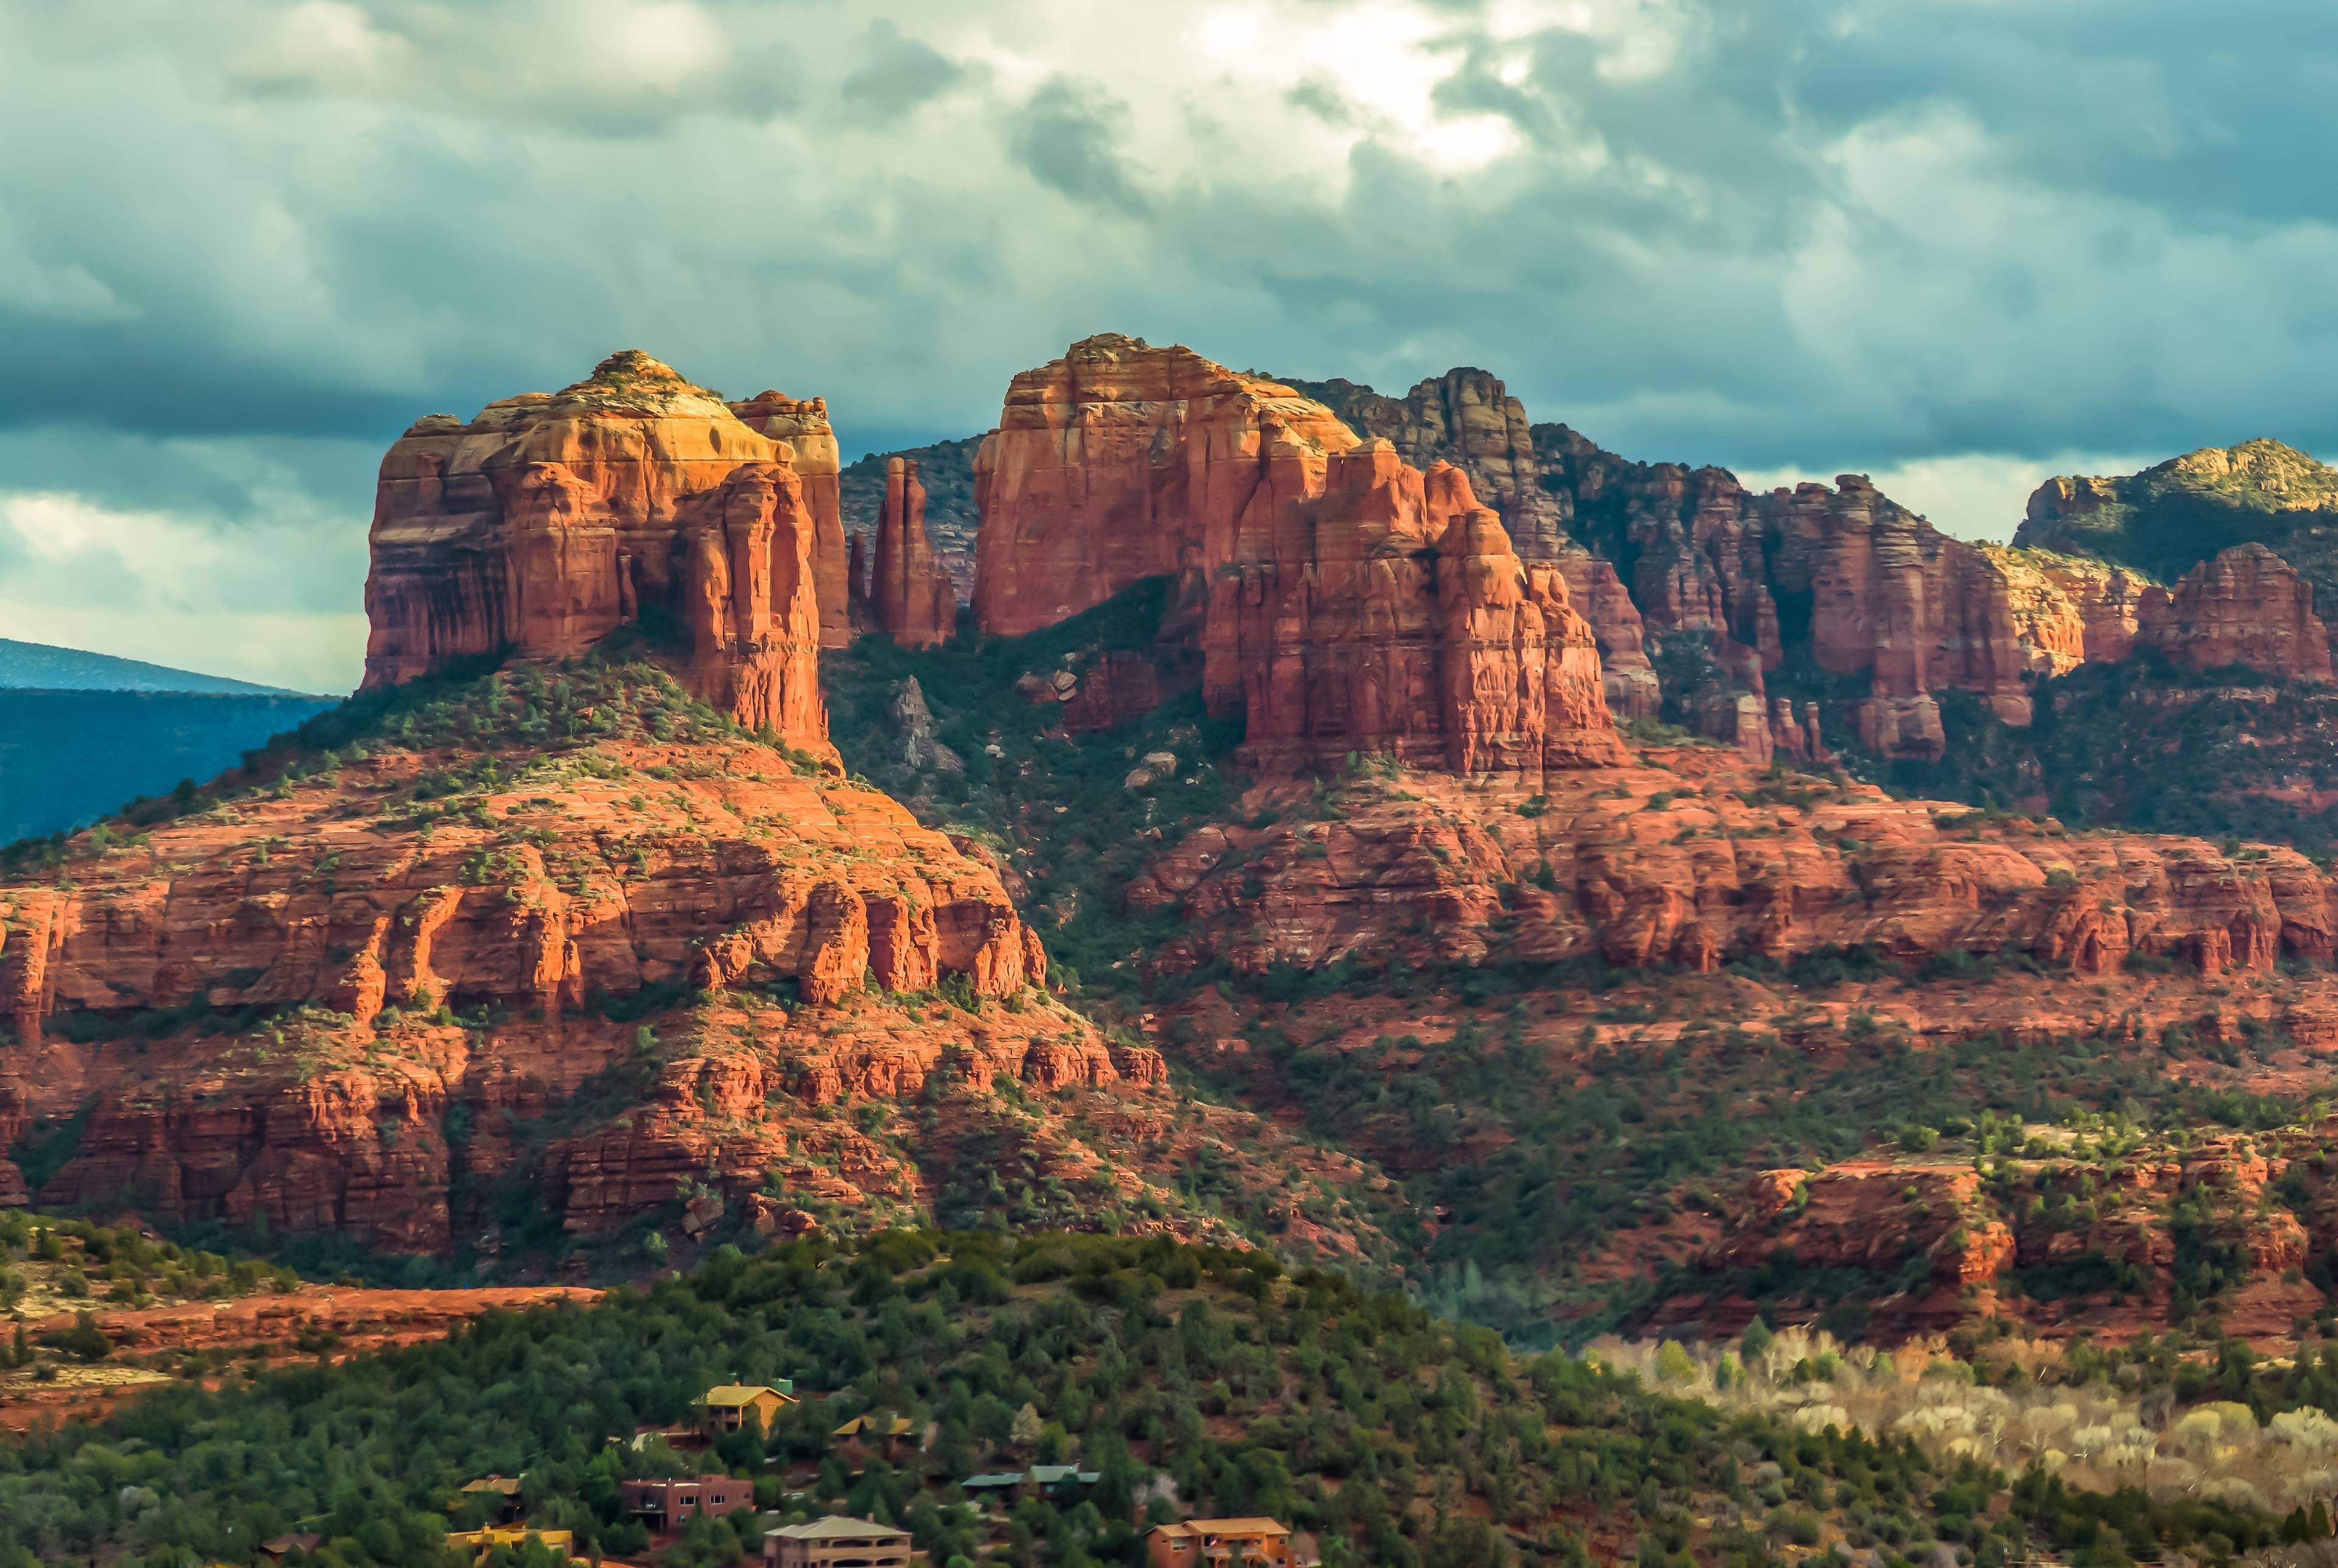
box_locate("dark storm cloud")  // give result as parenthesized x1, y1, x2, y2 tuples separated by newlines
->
(841, 19, 967, 119)
(2, 0, 2336, 688)
(1007, 77, 1150, 216)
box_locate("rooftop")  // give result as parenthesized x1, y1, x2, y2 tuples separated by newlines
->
(460, 1476, 523, 1496)
(1028, 1466, 1101, 1484)
(1150, 1521, 1292, 1539)
(703, 1382, 795, 1407)
(768, 1516, 913, 1542)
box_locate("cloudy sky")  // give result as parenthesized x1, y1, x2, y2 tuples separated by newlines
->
(4, 0, 2333, 691)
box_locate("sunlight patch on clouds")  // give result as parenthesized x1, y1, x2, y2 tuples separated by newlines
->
(1733, 450, 2161, 546)
(0, 491, 365, 690)
(1182, 0, 1526, 178)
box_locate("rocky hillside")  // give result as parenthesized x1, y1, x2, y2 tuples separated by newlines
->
(2020, 440, 2338, 598)
(1286, 365, 2338, 772)
(828, 583, 2338, 1348)
(0, 352, 1389, 1283)
(0, 647, 1412, 1276)
(15, 332, 2338, 1361)
(833, 333, 2338, 1349)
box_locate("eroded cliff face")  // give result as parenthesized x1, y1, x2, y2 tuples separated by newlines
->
(971, 340, 1631, 778)
(363, 352, 832, 754)
(971, 334, 1361, 638)
(1132, 750, 2337, 981)
(727, 391, 849, 648)
(2136, 543, 2333, 681)
(1201, 440, 1626, 777)
(1294, 371, 1664, 716)
(1269, 373, 2338, 762)
(1671, 1128, 2334, 1342)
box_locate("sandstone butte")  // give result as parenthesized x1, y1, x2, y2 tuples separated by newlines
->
(363, 351, 835, 752)
(865, 456, 957, 649)
(971, 335, 1629, 777)
(0, 717, 1155, 1248)
(0, 349, 1209, 1248)
(1290, 368, 1664, 720)
(1202, 437, 1628, 776)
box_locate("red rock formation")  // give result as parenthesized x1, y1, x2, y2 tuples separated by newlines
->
(1202, 441, 1626, 777)
(0, 717, 1079, 1247)
(1223, 368, 2338, 760)
(1663, 1126, 2338, 1342)
(1058, 649, 1173, 733)
(1134, 749, 2333, 980)
(363, 351, 832, 755)
(971, 334, 1361, 637)
(728, 391, 850, 647)
(2136, 544, 2333, 680)
(870, 457, 957, 649)
(1296, 368, 1570, 556)
(1294, 372, 1664, 718)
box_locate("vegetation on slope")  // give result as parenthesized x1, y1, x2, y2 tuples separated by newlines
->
(823, 578, 1241, 1004)
(1790, 655, 2338, 859)
(1174, 989, 2338, 1345)
(2015, 441, 2338, 595)
(0, 1231, 2284, 1568)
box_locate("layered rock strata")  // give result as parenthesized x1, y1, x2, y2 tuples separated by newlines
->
(0, 722, 1100, 1246)
(1203, 441, 1627, 776)
(1132, 753, 2338, 979)
(971, 334, 1361, 638)
(363, 352, 832, 753)
(1282, 371, 2338, 760)
(1295, 371, 1662, 715)
(727, 391, 850, 647)
(972, 339, 1627, 776)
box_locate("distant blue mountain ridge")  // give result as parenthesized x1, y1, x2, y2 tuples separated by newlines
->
(0, 637, 339, 845)
(0, 635, 314, 695)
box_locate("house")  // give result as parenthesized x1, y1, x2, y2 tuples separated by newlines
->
(445, 1528, 572, 1566)
(959, 1471, 1025, 1504)
(701, 1382, 797, 1434)
(1028, 1465, 1101, 1497)
(1146, 1520, 1294, 1568)
(830, 1412, 919, 1463)
(764, 1516, 914, 1568)
(458, 1475, 524, 1521)
(258, 1535, 322, 1564)
(619, 1476, 757, 1532)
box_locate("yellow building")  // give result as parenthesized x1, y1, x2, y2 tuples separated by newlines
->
(444, 1527, 573, 1564)
(701, 1382, 797, 1433)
